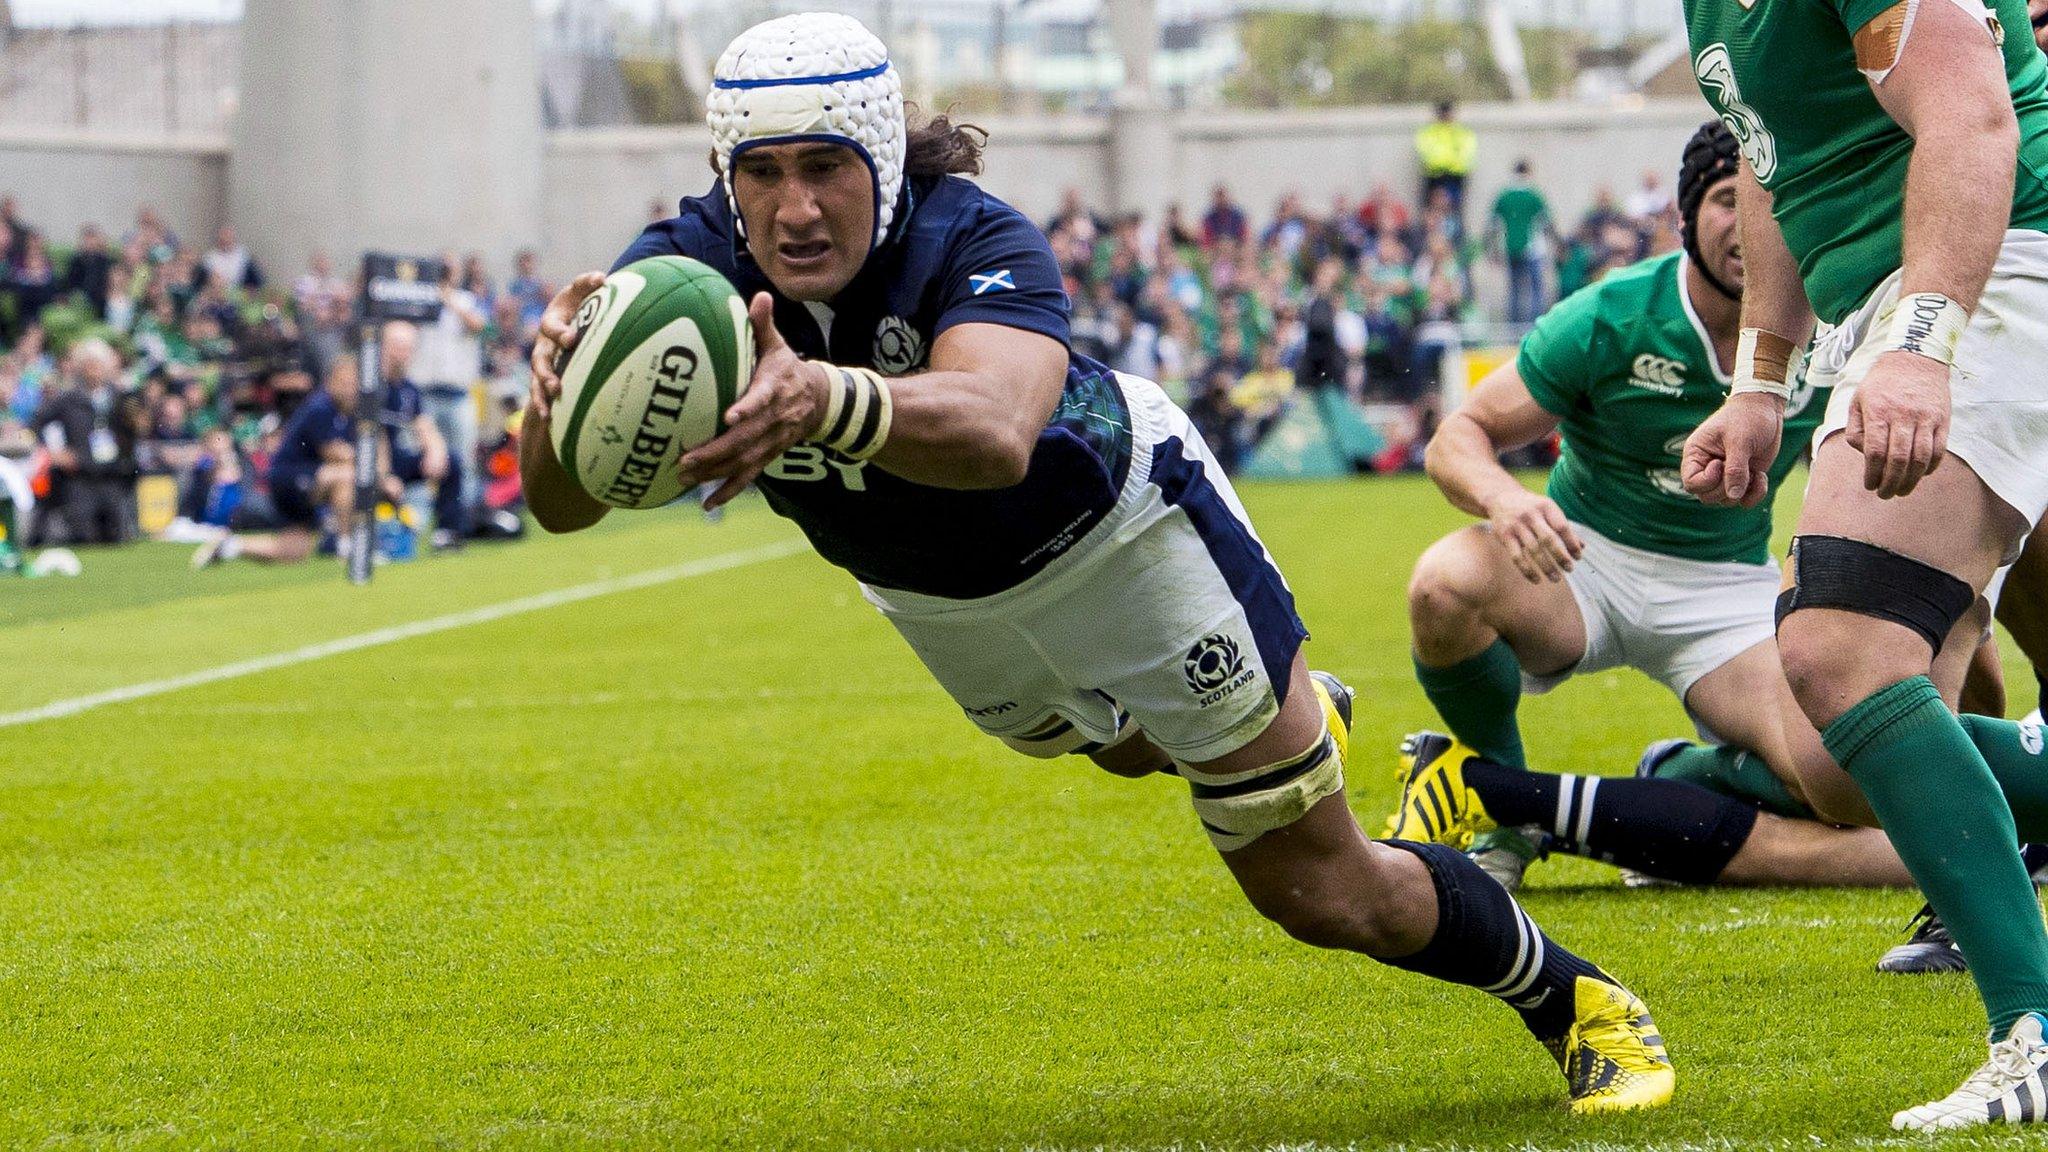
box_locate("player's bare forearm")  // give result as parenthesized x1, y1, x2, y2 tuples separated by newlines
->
(1736, 167, 1815, 350)
(1872, 0, 2017, 312)
(1425, 363, 1582, 579)
(866, 371, 1051, 488)
(678, 307, 1064, 506)
(1425, 364, 1561, 520)
(1425, 413, 1519, 519)
(1682, 167, 1795, 506)
(519, 402, 609, 533)
(865, 322, 1066, 490)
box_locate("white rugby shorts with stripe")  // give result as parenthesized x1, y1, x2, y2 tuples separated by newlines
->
(863, 374, 1309, 765)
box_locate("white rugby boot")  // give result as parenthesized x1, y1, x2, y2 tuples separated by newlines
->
(1892, 1012, 2048, 1131)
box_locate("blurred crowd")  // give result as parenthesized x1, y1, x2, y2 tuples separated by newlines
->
(0, 102, 1687, 562)
(0, 193, 551, 554)
(1042, 102, 1681, 472)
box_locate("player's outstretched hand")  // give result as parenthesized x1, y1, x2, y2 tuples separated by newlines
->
(1489, 488, 1584, 583)
(1682, 392, 1783, 509)
(676, 293, 829, 510)
(527, 271, 608, 421)
(1846, 350, 1948, 500)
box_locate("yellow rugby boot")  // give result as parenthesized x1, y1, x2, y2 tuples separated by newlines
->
(1308, 670, 1354, 764)
(1380, 731, 1497, 848)
(1549, 976, 1675, 1114)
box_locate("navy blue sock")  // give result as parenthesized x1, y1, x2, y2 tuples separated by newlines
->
(1462, 761, 1758, 885)
(1379, 840, 1608, 1041)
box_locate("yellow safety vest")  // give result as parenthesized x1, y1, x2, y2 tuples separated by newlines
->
(1414, 122, 1477, 177)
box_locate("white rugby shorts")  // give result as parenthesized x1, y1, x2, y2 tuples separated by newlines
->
(1523, 522, 1780, 720)
(863, 374, 1309, 765)
(1807, 229, 2048, 534)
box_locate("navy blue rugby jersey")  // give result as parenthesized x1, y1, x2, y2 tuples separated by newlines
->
(614, 173, 1133, 600)
(269, 389, 352, 479)
(379, 378, 427, 478)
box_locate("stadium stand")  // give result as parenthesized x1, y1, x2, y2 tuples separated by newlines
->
(0, 165, 1678, 554)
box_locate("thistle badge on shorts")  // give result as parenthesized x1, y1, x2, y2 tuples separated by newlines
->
(1186, 634, 1254, 707)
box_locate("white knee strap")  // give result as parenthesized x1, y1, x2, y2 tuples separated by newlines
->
(1181, 732, 1345, 852)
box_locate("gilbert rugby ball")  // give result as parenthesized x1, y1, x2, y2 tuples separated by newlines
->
(552, 256, 753, 509)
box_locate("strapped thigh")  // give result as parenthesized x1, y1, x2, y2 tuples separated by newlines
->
(1775, 534, 1976, 656)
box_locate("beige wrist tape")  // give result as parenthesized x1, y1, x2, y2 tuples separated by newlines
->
(1732, 328, 1799, 400)
(1885, 292, 1968, 367)
(810, 364, 895, 461)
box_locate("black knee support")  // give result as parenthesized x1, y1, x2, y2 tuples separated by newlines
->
(1775, 535, 1976, 655)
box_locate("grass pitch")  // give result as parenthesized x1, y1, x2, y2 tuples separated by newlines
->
(2, 476, 2042, 1150)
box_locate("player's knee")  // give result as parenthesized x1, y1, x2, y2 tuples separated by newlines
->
(1773, 618, 1838, 721)
(1408, 531, 1493, 626)
(1779, 610, 1933, 727)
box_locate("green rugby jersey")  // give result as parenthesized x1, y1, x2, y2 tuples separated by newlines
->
(1518, 252, 1828, 564)
(1686, 0, 2048, 324)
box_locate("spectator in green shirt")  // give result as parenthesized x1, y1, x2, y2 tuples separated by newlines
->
(1488, 159, 1557, 326)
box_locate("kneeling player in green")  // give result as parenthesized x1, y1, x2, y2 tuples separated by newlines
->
(1401, 122, 1921, 891)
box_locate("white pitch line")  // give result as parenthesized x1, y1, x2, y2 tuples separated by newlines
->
(0, 538, 809, 730)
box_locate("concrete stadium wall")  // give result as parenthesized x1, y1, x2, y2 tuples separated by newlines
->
(543, 126, 719, 278)
(537, 99, 1711, 274)
(1176, 100, 1712, 228)
(0, 128, 227, 249)
(231, 0, 547, 287)
(2, 97, 1711, 278)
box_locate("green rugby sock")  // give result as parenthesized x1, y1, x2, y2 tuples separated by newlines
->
(1825, 677, 2048, 1035)
(1961, 714, 2048, 839)
(1649, 743, 1812, 819)
(1415, 640, 1526, 769)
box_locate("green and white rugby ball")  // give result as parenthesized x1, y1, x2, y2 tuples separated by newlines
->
(552, 256, 753, 510)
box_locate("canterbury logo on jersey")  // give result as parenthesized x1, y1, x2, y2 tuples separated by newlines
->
(1628, 354, 1688, 396)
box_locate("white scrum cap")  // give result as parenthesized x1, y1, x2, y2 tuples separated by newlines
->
(706, 12, 907, 252)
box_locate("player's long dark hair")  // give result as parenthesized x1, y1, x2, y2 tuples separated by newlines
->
(903, 109, 987, 177)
